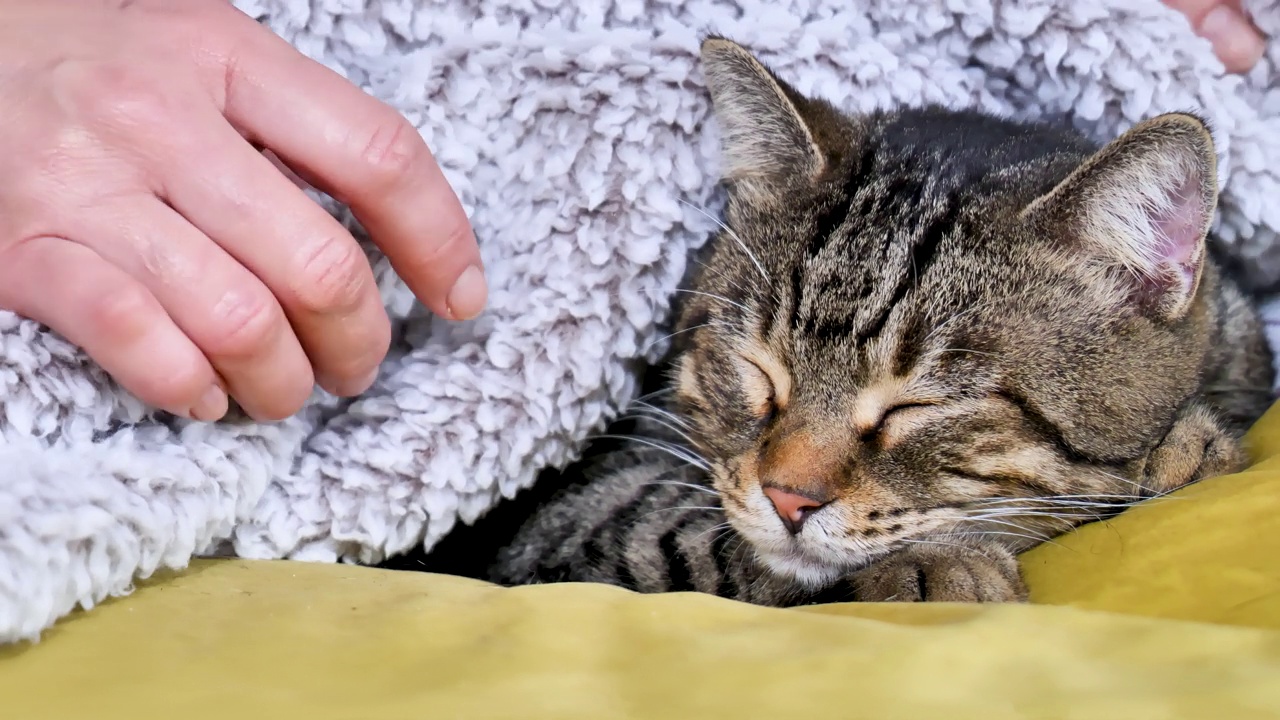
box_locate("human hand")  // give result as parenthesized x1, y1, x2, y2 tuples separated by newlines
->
(0, 0, 486, 422)
(1164, 0, 1267, 73)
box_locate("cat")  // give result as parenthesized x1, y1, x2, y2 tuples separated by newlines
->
(482, 37, 1276, 605)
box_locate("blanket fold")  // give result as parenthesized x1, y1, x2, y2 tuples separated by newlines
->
(4, 0, 1280, 643)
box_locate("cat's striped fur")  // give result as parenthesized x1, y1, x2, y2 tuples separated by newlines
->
(485, 38, 1276, 604)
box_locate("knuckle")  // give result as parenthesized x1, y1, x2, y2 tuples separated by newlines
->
(291, 234, 370, 314)
(412, 218, 475, 274)
(355, 114, 424, 187)
(325, 324, 390, 382)
(62, 61, 173, 132)
(205, 288, 283, 360)
(404, 219, 476, 292)
(91, 284, 157, 341)
(143, 360, 210, 409)
(248, 381, 313, 422)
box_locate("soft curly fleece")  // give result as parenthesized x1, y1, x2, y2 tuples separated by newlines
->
(4, 0, 1280, 643)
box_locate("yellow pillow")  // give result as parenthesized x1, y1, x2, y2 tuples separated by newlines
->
(5, 402, 1280, 718)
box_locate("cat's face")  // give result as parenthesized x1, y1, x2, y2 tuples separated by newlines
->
(672, 38, 1222, 587)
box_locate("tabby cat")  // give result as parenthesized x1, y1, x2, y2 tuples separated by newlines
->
(485, 37, 1276, 605)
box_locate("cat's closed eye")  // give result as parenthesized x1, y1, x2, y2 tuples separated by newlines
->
(860, 402, 937, 442)
(737, 358, 777, 423)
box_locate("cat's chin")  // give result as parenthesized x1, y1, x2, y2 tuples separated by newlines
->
(755, 545, 882, 589)
(726, 512, 895, 588)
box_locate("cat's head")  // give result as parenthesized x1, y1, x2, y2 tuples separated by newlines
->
(672, 37, 1223, 586)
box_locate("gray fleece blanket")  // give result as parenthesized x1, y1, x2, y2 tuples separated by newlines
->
(3, 0, 1280, 642)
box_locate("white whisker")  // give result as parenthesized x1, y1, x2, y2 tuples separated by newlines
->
(943, 530, 1071, 551)
(963, 509, 1094, 523)
(674, 289, 752, 314)
(641, 322, 717, 354)
(629, 400, 693, 429)
(635, 387, 675, 401)
(590, 434, 710, 471)
(634, 506, 724, 524)
(953, 516, 1056, 540)
(679, 198, 769, 284)
(691, 522, 734, 544)
(643, 480, 720, 497)
(901, 539, 996, 561)
(621, 411, 700, 446)
(970, 493, 1165, 507)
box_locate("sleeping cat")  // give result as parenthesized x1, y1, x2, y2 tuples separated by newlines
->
(484, 37, 1276, 605)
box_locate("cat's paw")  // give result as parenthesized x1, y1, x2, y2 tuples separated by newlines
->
(850, 541, 1026, 603)
(1141, 402, 1247, 496)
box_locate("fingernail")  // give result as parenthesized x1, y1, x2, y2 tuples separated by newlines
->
(329, 366, 380, 397)
(1200, 6, 1266, 73)
(446, 265, 488, 320)
(190, 386, 228, 422)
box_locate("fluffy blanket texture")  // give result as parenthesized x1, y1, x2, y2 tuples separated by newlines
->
(3, 0, 1280, 643)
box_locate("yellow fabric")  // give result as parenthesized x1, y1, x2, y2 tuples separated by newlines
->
(6, 403, 1280, 718)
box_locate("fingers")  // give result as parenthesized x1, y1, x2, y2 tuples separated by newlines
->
(147, 100, 392, 400)
(203, 9, 487, 321)
(83, 198, 316, 421)
(1163, 0, 1267, 72)
(0, 236, 227, 421)
(1199, 2, 1267, 72)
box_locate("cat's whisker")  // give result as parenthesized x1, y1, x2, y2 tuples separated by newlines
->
(901, 538, 997, 562)
(970, 493, 1165, 506)
(635, 505, 723, 524)
(691, 521, 734, 544)
(961, 503, 1109, 516)
(963, 505, 1124, 517)
(626, 403, 695, 432)
(640, 322, 719, 354)
(961, 504, 1092, 517)
(1087, 468, 1151, 495)
(628, 401, 694, 430)
(589, 434, 710, 471)
(674, 289, 752, 314)
(962, 509, 1097, 525)
(678, 198, 770, 285)
(941, 529, 1071, 551)
(619, 411, 700, 446)
(1088, 469, 1195, 504)
(952, 516, 1054, 540)
(963, 504, 1130, 520)
(634, 387, 675, 402)
(631, 397, 687, 417)
(901, 538, 973, 551)
(711, 532, 750, 585)
(643, 480, 721, 497)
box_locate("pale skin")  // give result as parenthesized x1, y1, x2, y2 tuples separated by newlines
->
(0, 1, 1262, 424)
(0, 0, 486, 423)
(1162, 0, 1267, 73)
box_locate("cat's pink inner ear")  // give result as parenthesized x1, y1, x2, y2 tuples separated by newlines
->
(1152, 174, 1207, 275)
(1128, 170, 1208, 312)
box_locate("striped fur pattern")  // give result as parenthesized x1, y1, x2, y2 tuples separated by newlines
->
(487, 38, 1276, 605)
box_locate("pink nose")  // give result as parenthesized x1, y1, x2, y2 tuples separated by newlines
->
(763, 486, 829, 535)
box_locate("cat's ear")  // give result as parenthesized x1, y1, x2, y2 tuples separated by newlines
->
(699, 36, 829, 199)
(1022, 113, 1218, 321)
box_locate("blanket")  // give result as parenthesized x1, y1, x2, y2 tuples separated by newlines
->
(4, 0, 1280, 643)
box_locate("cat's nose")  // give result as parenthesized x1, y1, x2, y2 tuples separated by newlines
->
(763, 485, 830, 535)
